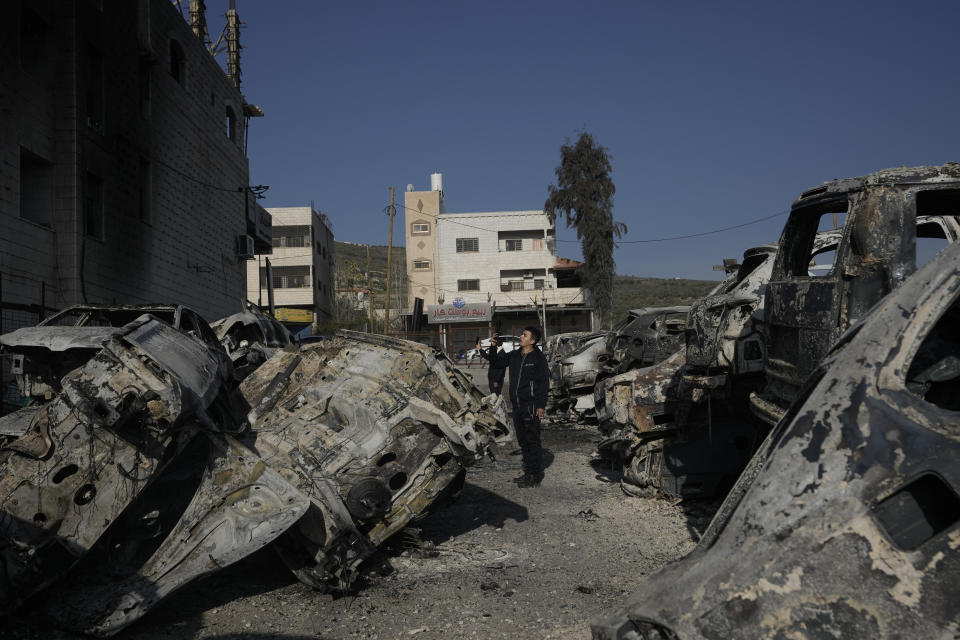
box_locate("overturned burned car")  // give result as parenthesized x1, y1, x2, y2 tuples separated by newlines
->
(0, 321, 508, 636)
(592, 219, 960, 640)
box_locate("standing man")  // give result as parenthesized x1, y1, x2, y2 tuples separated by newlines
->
(486, 334, 506, 396)
(478, 326, 550, 488)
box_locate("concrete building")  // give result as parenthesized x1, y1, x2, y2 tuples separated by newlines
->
(247, 206, 334, 329)
(0, 0, 270, 327)
(404, 174, 595, 354)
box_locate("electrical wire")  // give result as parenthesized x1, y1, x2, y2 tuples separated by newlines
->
(389, 199, 788, 245)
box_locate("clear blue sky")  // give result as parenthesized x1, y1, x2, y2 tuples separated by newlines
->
(203, 0, 960, 279)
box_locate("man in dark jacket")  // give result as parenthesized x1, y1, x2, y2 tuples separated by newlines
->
(486, 334, 507, 395)
(479, 326, 549, 487)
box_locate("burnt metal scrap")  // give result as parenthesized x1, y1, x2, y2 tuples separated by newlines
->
(0, 322, 508, 636)
(592, 231, 960, 640)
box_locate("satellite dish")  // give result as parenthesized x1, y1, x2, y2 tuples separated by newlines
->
(406, 184, 414, 192)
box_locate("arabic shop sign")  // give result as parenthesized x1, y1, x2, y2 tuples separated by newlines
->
(427, 301, 491, 324)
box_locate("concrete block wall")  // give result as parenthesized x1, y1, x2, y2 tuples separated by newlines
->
(1, 0, 254, 322)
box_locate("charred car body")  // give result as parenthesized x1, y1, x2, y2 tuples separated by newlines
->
(593, 227, 960, 640)
(751, 164, 960, 426)
(599, 164, 960, 499)
(209, 301, 294, 380)
(594, 243, 784, 497)
(0, 304, 229, 406)
(0, 323, 508, 636)
(602, 306, 690, 375)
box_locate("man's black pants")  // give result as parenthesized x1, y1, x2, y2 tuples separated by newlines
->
(513, 406, 543, 479)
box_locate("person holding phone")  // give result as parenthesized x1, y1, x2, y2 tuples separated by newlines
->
(478, 326, 549, 487)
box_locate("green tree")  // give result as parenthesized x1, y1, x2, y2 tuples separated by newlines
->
(544, 132, 626, 327)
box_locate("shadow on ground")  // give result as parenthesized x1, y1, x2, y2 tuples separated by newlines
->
(416, 481, 529, 543)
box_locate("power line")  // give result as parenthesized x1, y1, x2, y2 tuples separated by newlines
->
(392, 198, 788, 245)
(562, 210, 790, 244)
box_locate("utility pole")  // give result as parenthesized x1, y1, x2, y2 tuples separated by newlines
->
(542, 290, 547, 342)
(265, 257, 275, 317)
(384, 187, 395, 335)
(366, 245, 374, 333)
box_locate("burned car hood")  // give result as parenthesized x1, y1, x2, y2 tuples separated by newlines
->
(0, 326, 121, 352)
(592, 239, 960, 639)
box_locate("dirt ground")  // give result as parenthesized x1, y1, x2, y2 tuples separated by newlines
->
(6, 367, 720, 640)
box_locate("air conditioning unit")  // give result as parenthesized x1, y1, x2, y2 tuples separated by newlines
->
(236, 234, 255, 258)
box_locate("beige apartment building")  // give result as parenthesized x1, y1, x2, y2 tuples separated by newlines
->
(246, 206, 334, 329)
(404, 174, 595, 354)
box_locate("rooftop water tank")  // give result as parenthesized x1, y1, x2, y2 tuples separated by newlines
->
(430, 172, 443, 193)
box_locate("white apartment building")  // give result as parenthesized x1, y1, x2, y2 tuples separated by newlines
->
(404, 175, 595, 353)
(246, 206, 334, 328)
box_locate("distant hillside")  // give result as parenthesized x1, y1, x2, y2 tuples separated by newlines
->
(334, 241, 720, 318)
(334, 241, 407, 307)
(611, 275, 719, 324)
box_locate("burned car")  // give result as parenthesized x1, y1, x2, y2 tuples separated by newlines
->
(592, 225, 960, 640)
(602, 306, 690, 375)
(544, 331, 605, 385)
(751, 163, 960, 426)
(0, 327, 508, 636)
(0, 304, 229, 405)
(593, 243, 787, 497)
(210, 301, 294, 380)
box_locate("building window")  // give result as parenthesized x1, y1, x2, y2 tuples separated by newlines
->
(272, 225, 311, 248)
(20, 6, 52, 79)
(413, 259, 431, 271)
(505, 239, 523, 251)
(457, 279, 480, 292)
(83, 44, 104, 132)
(411, 222, 430, 234)
(138, 157, 152, 224)
(19, 148, 53, 228)
(226, 106, 237, 142)
(456, 237, 479, 253)
(170, 39, 186, 85)
(532, 238, 544, 251)
(84, 173, 104, 239)
(138, 56, 152, 118)
(509, 279, 524, 291)
(534, 279, 545, 289)
(259, 265, 311, 289)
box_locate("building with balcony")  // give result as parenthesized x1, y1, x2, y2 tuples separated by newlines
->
(404, 174, 595, 354)
(246, 206, 334, 330)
